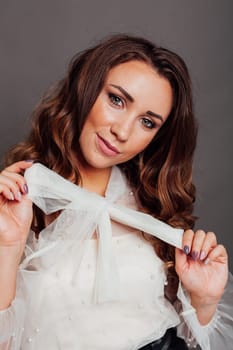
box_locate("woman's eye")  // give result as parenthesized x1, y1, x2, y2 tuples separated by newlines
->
(108, 93, 123, 107)
(141, 118, 155, 129)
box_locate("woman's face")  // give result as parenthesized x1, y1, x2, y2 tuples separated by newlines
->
(79, 60, 173, 171)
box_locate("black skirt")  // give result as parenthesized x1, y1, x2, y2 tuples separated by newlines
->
(138, 328, 189, 350)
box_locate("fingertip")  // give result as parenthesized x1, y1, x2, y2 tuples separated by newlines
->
(15, 191, 22, 202)
(16, 160, 34, 171)
(191, 251, 199, 261)
(8, 192, 15, 201)
(183, 229, 194, 236)
(182, 230, 193, 257)
(183, 245, 190, 255)
(6, 160, 34, 173)
(23, 160, 34, 167)
(199, 250, 206, 260)
(23, 183, 29, 194)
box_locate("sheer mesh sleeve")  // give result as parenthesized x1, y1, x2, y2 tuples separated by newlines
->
(177, 272, 233, 350)
(0, 238, 34, 350)
(0, 293, 26, 349)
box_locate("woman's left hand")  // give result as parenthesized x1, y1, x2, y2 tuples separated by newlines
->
(175, 229, 228, 324)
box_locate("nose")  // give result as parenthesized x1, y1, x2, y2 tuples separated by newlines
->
(110, 116, 134, 142)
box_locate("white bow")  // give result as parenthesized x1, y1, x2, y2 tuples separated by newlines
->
(23, 163, 183, 303)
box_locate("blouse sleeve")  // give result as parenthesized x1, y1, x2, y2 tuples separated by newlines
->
(176, 272, 233, 350)
(0, 237, 35, 350)
(0, 287, 26, 350)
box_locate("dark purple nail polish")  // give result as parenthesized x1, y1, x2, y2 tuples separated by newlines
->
(183, 245, 189, 255)
(192, 251, 199, 261)
(23, 184, 28, 194)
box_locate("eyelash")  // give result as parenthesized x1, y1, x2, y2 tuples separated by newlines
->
(140, 118, 156, 129)
(108, 93, 124, 107)
(108, 92, 156, 130)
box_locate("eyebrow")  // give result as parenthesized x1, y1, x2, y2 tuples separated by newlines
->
(109, 83, 164, 123)
(110, 84, 134, 102)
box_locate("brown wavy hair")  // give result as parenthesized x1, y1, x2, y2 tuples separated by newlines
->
(5, 34, 198, 301)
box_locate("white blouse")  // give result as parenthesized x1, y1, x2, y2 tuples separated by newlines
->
(0, 164, 232, 350)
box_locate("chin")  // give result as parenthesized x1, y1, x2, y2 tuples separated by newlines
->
(82, 157, 115, 170)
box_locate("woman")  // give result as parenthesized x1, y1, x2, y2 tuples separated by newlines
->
(0, 34, 232, 349)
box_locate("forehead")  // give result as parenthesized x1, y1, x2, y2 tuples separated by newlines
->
(106, 60, 157, 82)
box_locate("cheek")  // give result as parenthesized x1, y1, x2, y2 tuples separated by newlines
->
(138, 127, 157, 147)
(128, 134, 155, 156)
(87, 96, 120, 128)
(80, 108, 101, 136)
(86, 98, 110, 126)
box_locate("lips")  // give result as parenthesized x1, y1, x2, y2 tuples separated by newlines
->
(96, 134, 120, 156)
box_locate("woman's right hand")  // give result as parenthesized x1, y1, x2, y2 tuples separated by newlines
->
(0, 161, 34, 309)
(0, 161, 33, 248)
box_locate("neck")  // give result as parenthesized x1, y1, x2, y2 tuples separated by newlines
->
(78, 165, 112, 196)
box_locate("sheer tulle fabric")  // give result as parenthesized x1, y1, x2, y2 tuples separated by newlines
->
(0, 164, 232, 350)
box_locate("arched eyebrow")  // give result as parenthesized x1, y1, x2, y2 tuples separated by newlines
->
(146, 110, 164, 123)
(109, 84, 134, 102)
(109, 83, 164, 123)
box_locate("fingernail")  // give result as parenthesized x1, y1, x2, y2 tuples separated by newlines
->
(204, 258, 210, 265)
(16, 191, 22, 201)
(10, 192, 15, 201)
(23, 184, 28, 194)
(25, 159, 34, 163)
(200, 250, 206, 260)
(183, 245, 189, 255)
(192, 251, 199, 261)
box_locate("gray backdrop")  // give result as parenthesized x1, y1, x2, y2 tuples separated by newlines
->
(0, 1, 232, 271)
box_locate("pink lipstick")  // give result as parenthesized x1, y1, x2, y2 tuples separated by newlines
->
(96, 134, 120, 156)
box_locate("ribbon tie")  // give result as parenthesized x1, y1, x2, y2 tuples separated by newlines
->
(23, 163, 183, 303)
